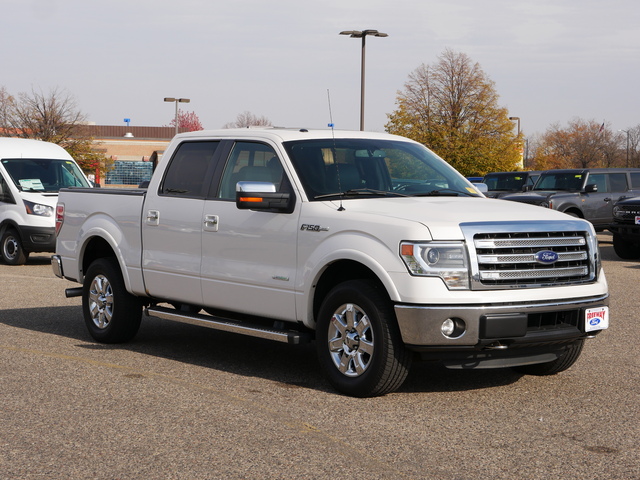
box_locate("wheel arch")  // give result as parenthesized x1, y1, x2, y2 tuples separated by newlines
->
(78, 234, 141, 295)
(310, 259, 395, 330)
(561, 206, 584, 218)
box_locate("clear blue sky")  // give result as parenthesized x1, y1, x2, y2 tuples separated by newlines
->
(2, 0, 639, 137)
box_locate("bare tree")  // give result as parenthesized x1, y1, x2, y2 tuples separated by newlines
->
(223, 111, 272, 129)
(0, 86, 14, 133)
(1, 86, 111, 176)
(6, 87, 86, 143)
(386, 48, 521, 176)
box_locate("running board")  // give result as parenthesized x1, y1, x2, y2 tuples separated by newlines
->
(144, 305, 311, 345)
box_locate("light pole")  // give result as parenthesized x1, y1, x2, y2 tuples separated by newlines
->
(509, 116, 523, 167)
(509, 116, 521, 135)
(164, 97, 190, 136)
(619, 129, 630, 167)
(339, 29, 388, 131)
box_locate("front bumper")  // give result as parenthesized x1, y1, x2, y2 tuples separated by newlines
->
(609, 222, 640, 241)
(17, 225, 56, 253)
(394, 293, 609, 349)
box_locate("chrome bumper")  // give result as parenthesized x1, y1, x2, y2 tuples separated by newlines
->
(394, 294, 609, 347)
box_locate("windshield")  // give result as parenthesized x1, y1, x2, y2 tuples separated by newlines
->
(484, 173, 528, 191)
(533, 172, 584, 192)
(283, 138, 479, 200)
(2, 158, 90, 192)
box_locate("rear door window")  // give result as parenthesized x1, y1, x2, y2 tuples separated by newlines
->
(160, 141, 220, 198)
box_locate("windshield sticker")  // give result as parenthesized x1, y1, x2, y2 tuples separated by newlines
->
(19, 179, 45, 190)
(466, 187, 477, 193)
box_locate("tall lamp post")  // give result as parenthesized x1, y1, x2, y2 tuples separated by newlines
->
(619, 129, 630, 167)
(164, 97, 190, 136)
(339, 29, 388, 131)
(509, 116, 523, 168)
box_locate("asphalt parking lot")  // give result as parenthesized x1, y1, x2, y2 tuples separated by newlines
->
(0, 233, 638, 479)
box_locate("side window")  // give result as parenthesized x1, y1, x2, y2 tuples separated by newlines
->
(0, 174, 15, 204)
(630, 172, 640, 188)
(587, 174, 608, 193)
(609, 173, 628, 192)
(218, 142, 285, 200)
(160, 141, 219, 197)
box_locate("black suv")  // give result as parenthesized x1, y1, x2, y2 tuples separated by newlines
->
(482, 171, 541, 198)
(609, 197, 640, 259)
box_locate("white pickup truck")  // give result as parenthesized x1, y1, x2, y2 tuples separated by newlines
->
(52, 128, 609, 397)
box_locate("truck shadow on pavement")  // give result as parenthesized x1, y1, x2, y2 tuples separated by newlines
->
(0, 305, 522, 395)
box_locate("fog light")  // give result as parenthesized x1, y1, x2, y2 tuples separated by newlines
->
(441, 319, 455, 336)
(441, 318, 466, 339)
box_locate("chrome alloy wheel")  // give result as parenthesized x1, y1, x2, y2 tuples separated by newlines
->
(88, 274, 114, 329)
(327, 303, 374, 377)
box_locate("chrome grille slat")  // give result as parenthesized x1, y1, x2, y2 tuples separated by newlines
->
(477, 251, 588, 264)
(466, 226, 595, 289)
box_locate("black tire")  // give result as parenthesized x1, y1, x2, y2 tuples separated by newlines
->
(82, 257, 142, 343)
(1, 228, 29, 265)
(612, 233, 640, 260)
(513, 339, 584, 376)
(316, 280, 412, 397)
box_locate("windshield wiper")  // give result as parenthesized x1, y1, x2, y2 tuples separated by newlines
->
(314, 188, 408, 200)
(412, 188, 476, 197)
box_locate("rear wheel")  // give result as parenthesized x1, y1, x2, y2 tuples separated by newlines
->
(612, 233, 640, 260)
(82, 257, 142, 343)
(316, 280, 412, 397)
(1, 228, 28, 265)
(513, 339, 584, 376)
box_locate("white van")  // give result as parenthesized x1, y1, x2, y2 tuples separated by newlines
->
(0, 138, 92, 264)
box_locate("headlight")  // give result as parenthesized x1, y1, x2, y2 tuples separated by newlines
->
(613, 205, 624, 218)
(24, 200, 54, 217)
(400, 241, 470, 290)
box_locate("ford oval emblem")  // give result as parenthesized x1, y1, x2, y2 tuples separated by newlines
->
(534, 250, 559, 264)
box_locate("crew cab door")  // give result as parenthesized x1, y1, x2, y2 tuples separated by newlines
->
(141, 141, 221, 305)
(200, 141, 299, 321)
(583, 173, 628, 227)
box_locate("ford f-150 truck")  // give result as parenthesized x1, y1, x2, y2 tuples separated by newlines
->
(52, 128, 609, 397)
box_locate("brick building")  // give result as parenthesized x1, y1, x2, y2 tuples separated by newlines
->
(85, 125, 186, 186)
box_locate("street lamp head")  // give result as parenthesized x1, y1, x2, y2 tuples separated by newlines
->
(178, 98, 190, 103)
(339, 29, 388, 38)
(164, 97, 176, 102)
(508, 116, 520, 121)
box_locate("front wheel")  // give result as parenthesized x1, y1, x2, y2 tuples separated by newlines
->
(82, 257, 142, 343)
(512, 339, 584, 376)
(316, 280, 412, 397)
(1, 228, 28, 265)
(612, 233, 640, 260)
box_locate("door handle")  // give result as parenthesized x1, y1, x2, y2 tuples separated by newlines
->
(204, 214, 219, 232)
(146, 210, 160, 225)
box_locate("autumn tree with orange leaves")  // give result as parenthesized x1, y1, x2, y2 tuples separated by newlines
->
(529, 119, 625, 170)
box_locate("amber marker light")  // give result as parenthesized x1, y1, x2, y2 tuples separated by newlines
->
(401, 244, 414, 256)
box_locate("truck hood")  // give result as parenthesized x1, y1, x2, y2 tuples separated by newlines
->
(328, 196, 578, 240)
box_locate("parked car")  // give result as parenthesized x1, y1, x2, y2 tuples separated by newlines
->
(482, 171, 541, 198)
(501, 168, 640, 230)
(0, 138, 91, 264)
(609, 196, 640, 259)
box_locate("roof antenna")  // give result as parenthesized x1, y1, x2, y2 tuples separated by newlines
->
(327, 89, 345, 211)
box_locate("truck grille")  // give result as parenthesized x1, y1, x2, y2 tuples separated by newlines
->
(462, 222, 597, 290)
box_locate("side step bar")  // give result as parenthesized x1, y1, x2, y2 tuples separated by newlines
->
(145, 305, 312, 345)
